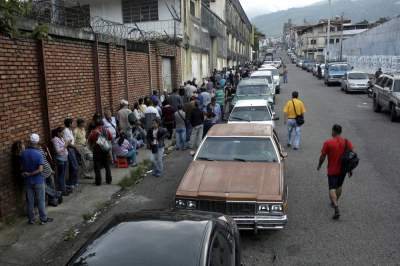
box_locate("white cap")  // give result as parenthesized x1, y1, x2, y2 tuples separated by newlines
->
(120, 99, 129, 106)
(30, 133, 40, 144)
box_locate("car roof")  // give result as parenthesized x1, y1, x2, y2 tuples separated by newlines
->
(259, 66, 277, 70)
(207, 123, 273, 137)
(70, 210, 218, 266)
(251, 71, 272, 77)
(238, 79, 269, 86)
(346, 70, 368, 74)
(234, 99, 269, 107)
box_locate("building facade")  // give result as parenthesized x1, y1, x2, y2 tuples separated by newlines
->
(81, 0, 253, 84)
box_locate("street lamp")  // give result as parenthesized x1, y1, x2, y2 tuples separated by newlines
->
(325, 0, 332, 64)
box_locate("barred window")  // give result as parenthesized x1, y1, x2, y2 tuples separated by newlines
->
(122, 0, 158, 23)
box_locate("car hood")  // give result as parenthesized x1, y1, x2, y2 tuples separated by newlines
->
(176, 160, 283, 201)
(234, 95, 273, 103)
(349, 79, 369, 84)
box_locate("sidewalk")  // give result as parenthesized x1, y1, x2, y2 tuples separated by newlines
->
(0, 141, 173, 266)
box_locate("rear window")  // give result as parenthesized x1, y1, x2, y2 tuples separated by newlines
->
(348, 73, 368, 79)
(330, 64, 350, 71)
(237, 85, 270, 96)
(229, 106, 271, 122)
(250, 75, 273, 84)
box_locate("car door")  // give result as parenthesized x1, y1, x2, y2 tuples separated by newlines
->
(382, 78, 393, 109)
(207, 229, 236, 266)
(377, 77, 388, 105)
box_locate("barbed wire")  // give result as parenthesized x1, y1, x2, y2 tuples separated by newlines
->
(27, 0, 177, 43)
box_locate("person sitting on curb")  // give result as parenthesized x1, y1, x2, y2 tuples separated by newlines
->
(20, 133, 54, 225)
(113, 132, 137, 167)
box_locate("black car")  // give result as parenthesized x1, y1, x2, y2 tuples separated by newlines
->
(68, 210, 241, 266)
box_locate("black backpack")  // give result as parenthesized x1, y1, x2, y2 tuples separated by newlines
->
(341, 139, 359, 175)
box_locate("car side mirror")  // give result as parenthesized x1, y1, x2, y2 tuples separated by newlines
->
(281, 152, 288, 159)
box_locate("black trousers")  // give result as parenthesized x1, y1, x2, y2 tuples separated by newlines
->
(93, 148, 112, 185)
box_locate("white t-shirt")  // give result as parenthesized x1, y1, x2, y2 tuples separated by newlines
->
(103, 117, 117, 140)
(145, 106, 161, 118)
(63, 127, 75, 145)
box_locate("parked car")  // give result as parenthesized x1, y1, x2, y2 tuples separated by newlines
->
(228, 99, 279, 127)
(297, 59, 304, 68)
(302, 60, 312, 70)
(341, 71, 370, 93)
(250, 70, 276, 95)
(324, 62, 352, 85)
(373, 74, 400, 122)
(258, 65, 281, 94)
(318, 64, 325, 79)
(68, 210, 241, 266)
(306, 62, 315, 72)
(273, 60, 282, 68)
(231, 78, 274, 109)
(175, 124, 288, 231)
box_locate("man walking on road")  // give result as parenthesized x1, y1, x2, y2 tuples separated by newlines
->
(283, 91, 306, 150)
(317, 124, 354, 220)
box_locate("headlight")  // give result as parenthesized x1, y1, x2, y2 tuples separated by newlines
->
(350, 83, 356, 87)
(175, 199, 197, 209)
(271, 204, 283, 212)
(187, 200, 197, 209)
(257, 204, 270, 213)
(175, 199, 186, 209)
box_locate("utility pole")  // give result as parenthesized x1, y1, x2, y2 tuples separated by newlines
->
(339, 12, 344, 61)
(325, 0, 332, 64)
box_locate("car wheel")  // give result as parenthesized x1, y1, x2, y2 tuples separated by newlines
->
(373, 98, 382, 113)
(390, 104, 398, 122)
(345, 86, 349, 94)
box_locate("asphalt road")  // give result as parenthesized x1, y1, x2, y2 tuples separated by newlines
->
(50, 57, 400, 266)
(240, 58, 400, 265)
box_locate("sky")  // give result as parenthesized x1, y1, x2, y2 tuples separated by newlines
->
(239, 0, 323, 17)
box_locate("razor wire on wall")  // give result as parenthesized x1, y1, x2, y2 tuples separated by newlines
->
(345, 55, 400, 74)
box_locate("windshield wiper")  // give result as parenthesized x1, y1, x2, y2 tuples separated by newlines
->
(233, 158, 247, 162)
(230, 116, 250, 122)
(197, 157, 215, 161)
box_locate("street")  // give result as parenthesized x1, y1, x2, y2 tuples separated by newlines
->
(239, 61, 400, 265)
(56, 61, 400, 266)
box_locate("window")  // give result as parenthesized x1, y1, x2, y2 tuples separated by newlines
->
(310, 39, 316, 45)
(336, 39, 340, 43)
(380, 77, 388, 87)
(229, 106, 272, 122)
(122, 0, 158, 23)
(393, 80, 400, 92)
(376, 77, 384, 86)
(190, 0, 196, 16)
(208, 232, 234, 266)
(385, 78, 393, 89)
(329, 39, 335, 44)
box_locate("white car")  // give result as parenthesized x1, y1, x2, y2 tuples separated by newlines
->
(228, 99, 278, 128)
(250, 71, 276, 95)
(341, 71, 370, 93)
(258, 66, 281, 94)
(273, 60, 282, 69)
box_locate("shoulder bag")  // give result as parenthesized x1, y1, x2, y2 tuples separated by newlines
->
(292, 100, 305, 126)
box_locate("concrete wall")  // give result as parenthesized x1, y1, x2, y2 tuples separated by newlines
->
(342, 17, 400, 73)
(210, 0, 226, 21)
(80, 0, 122, 23)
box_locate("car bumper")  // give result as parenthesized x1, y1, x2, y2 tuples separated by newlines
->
(348, 86, 368, 91)
(233, 215, 288, 230)
(327, 78, 342, 82)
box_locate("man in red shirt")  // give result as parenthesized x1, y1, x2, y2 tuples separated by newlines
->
(317, 124, 354, 220)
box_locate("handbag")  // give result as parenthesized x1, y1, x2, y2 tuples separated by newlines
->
(96, 127, 112, 152)
(292, 100, 305, 126)
(341, 139, 359, 175)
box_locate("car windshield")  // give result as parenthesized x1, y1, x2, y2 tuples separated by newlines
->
(250, 76, 273, 83)
(197, 137, 278, 162)
(394, 80, 400, 92)
(229, 106, 271, 122)
(330, 64, 350, 71)
(348, 73, 368, 79)
(237, 85, 270, 96)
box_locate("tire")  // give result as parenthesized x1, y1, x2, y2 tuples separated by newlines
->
(345, 86, 349, 94)
(390, 104, 398, 122)
(373, 98, 382, 113)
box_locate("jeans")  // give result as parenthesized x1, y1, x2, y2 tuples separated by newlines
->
(283, 74, 288, 83)
(287, 119, 302, 148)
(150, 147, 164, 176)
(175, 128, 187, 150)
(186, 123, 192, 142)
(125, 149, 137, 165)
(26, 183, 47, 222)
(67, 148, 79, 186)
(93, 148, 112, 185)
(190, 125, 204, 151)
(56, 160, 67, 192)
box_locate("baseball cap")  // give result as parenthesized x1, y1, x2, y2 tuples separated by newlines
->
(30, 133, 40, 144)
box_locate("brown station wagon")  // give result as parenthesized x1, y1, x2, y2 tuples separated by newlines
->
(175, 124, 288, 230)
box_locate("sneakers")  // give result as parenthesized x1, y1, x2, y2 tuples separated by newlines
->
(332, 207, 340, 220)
(40, 217, 54, 225)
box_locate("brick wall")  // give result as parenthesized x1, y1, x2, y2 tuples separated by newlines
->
(0, 33, 181, 219)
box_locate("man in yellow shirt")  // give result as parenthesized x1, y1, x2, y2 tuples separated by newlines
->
(283, 91, 306, 150)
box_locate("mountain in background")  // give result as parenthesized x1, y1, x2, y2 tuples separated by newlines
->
(252, 0, 400, 37)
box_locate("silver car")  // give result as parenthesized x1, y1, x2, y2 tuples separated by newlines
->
(341, 71, 370, 93)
